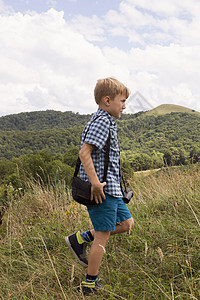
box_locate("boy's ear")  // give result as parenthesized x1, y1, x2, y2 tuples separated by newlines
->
(103, 96, 110, 107)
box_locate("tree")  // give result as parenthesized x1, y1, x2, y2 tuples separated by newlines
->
(63, 147, 79, 167)
(189, 147, 200, 164)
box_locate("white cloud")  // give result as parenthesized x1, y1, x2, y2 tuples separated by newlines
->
(0, 1, 200, 117)
(102, 43, 200, 111)
(103, 0, 200, 47)
(70, 14, 105, 42)
(0, 9, 117, 115)
(68, 0, 200, 48)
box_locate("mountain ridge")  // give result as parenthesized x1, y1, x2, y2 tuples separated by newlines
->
(0, 110, 92, 131)
(0, 104, 199, 132)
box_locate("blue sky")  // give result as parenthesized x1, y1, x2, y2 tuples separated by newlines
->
(0, 0, 200, 115)
(5, 0, 121, 18)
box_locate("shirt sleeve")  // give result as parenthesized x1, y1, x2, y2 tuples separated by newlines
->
(84, 116, 110, 150)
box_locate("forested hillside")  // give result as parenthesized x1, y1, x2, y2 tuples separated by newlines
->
(0, 109, 139, 131)
(0, 110, 91, 131)
(0, 109, 200, 162)
(118, 112, 200, 154)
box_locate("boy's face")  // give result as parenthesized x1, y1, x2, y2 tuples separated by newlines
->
(108, 94, 126, 119)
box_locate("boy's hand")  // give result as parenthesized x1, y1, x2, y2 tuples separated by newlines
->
(91, 182, 106, 204)
(79, 143, 106, 204)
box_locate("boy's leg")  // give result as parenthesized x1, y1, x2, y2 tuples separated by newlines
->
(111, 217, 134, 235)
(65, 218, 134, 268)
(84, 218, 134, 276)
(87, 230, 110, 275)
(81, 230, 110, 295)
(66, 195, 134, 271)
(81, 220, 134, 295)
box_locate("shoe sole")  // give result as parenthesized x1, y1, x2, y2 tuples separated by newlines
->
(82, 284, 103, 295)
(65, 236, 88, 268)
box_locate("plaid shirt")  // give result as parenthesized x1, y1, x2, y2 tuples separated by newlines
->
(80, 108, 122, 197)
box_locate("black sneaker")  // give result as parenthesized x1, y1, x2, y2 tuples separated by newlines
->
(81, 279, 103, 295)
(65, 231, 88, 267)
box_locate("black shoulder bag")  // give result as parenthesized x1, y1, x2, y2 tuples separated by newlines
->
(72, 116, 111, 207)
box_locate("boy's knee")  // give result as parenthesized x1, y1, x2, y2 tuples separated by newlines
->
(129, 217, 134, 230)
(94, 231, 110, 243)
(101, 231, 110, 243)
(124, 217, 134, 233)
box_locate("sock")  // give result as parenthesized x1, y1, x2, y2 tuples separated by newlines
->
(76, 231, 85, 244)
(85, 274, 98, 282)
(80, 230, 94, 243)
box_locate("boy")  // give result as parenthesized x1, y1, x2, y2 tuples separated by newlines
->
(65, 77, 134, 295)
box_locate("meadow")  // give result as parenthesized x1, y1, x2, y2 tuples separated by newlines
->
(0, 164, 200, 299)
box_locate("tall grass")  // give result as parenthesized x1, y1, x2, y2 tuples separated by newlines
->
(0, 165, 200, 299)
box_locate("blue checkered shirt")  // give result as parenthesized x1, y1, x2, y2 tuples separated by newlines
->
(80, 108, 122, 197)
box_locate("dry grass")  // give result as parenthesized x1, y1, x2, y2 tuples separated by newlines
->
(0, 165, 200, 299)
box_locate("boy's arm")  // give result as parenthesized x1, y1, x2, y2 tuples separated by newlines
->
(79, 143, 106, 204)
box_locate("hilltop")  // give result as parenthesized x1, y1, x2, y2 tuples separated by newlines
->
(145, 103, 200, 116)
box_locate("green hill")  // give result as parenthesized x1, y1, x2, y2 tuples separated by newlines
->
(0, 107, 200, 160)
(145, 104, 200, 116)
(0, 110, 92, 131)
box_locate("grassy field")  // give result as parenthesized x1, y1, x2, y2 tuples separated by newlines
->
(0, 165, 200, 299)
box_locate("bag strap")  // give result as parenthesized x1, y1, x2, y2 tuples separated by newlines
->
(119, 158, 128, 193)
(73, 115, 111, 182)
(121, 174, 127, 192)
(103, 129, 111, 182)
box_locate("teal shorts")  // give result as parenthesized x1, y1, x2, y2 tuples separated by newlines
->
(87, 193, 132, 231)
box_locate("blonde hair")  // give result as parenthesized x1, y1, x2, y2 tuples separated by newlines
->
(94, 77, 130, 104)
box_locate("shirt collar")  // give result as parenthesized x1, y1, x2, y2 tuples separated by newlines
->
(95, 108, 116, 125)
